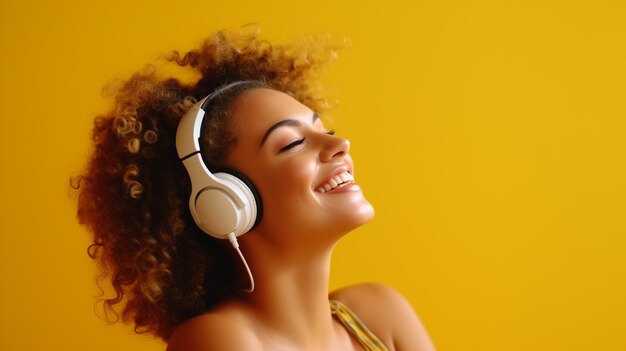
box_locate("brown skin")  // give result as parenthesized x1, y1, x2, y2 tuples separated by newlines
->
(166, 89, 436, 351)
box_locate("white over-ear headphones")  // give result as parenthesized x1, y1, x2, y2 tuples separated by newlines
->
(175, 81, 263, 292)
(176, 82, 263, 239)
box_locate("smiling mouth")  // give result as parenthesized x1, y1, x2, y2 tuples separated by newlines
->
(315, 171, 354, 193)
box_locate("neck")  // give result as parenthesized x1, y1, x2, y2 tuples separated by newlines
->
(235, 237, 338, 348)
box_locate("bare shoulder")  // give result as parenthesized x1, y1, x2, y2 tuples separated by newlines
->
(166, 311, 262, 351)
(329, 283, 415, 332)
(330, 282, 406, 309)
(330, 283, 437, 351)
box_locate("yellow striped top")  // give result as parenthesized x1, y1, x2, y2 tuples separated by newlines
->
(330, 299, 390, 351)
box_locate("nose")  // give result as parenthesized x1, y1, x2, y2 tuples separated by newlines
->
(319, 135, 350, 162)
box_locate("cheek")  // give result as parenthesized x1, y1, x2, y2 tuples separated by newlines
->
(254, 157, 317, 216)
(267, 158, 316, 195)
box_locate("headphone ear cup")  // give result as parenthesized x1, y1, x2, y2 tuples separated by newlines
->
(188, 165, 263, 239)
(194, 185, 241, 238)
(218, 169, 263, 231)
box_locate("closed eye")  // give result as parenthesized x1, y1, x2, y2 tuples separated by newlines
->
(279, 138, 305, 152)
(278, 130, 335, 153)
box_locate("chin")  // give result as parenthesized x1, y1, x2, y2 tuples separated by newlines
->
(335, 200, 375, 236)
(353, 201, 376, 226)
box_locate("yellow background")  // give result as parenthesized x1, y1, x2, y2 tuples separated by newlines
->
(1, 0, 625, 350)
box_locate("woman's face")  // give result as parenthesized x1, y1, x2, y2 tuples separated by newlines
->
(224, 88, 374, 246)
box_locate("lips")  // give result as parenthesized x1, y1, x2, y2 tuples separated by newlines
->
(315, 171, 354, 193)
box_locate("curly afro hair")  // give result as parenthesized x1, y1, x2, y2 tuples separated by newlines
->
(75, 26, 340, 340)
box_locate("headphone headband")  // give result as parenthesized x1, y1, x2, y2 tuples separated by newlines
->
(176, 81, 257, 160)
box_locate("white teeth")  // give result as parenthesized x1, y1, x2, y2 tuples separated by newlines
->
(315, 171, 354, 193)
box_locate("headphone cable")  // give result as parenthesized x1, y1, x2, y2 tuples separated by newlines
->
(227, 232, 255, 293)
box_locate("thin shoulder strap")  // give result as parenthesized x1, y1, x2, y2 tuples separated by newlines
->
(330, 299, 390, 351)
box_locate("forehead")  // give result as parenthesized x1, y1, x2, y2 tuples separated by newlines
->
(229, 88, 313, 142)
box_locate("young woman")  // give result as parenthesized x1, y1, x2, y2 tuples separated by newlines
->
(76, 28, 436, 351)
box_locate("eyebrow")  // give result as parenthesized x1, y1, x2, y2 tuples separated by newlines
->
(259, 113, 319, 148)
